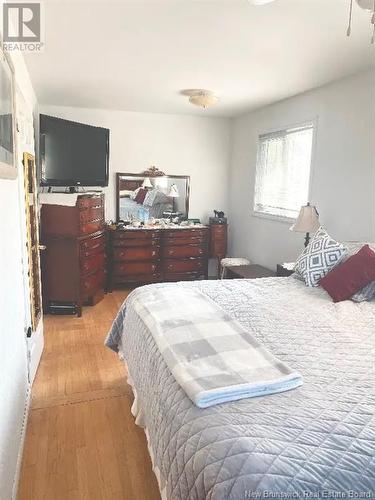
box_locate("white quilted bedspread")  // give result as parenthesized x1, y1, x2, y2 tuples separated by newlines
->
(107, 277, 375, 499)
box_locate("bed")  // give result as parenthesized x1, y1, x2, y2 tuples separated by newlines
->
(106, 277, 375, 499)
(119, 195, 172, 219)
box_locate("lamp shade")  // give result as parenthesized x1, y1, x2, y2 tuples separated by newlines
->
(290, 204, 320, 233)
(168, 184, 179, 198)
(142, 177, 153, 188)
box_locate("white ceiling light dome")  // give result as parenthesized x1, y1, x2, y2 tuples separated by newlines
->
(186, 90, 219, 109)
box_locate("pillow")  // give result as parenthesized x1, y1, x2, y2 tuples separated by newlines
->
(343, 242, 375, 302)
(134, 188, 147, 204)
(294, 227, 347, 287)
(319, 245, 375, 303)
(130, 187, 141, 200)
(143, 189, 170, 207)
(351, 280, 375, 303)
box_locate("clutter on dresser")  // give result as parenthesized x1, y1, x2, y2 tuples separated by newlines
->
(209, 209, 227, 225)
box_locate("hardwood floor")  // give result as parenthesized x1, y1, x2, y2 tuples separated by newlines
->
(18, 291, 161, 500)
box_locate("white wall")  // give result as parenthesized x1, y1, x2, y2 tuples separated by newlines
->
(0, 51, 38, 499)
(40, 105, 231, 223)
(229, 70, 375, 270)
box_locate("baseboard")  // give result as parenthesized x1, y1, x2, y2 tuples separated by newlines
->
(11, 385, 31, 500)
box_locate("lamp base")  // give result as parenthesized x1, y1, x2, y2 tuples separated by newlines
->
(304, 232, 310, 247)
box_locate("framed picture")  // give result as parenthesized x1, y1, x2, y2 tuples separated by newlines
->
(0, 46, 16, 180)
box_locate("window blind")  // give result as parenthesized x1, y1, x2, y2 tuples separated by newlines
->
(253, 124, 314, 219)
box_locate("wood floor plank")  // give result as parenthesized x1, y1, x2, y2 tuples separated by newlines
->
(18, 290, 161, 500)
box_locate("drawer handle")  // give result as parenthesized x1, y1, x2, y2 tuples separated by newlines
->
(168, 265, 173, 270)
(152, 251, 156, 256)
(168, 250, 174, 255)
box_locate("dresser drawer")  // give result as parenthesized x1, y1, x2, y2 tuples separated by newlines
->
(113, 246, 160, 262)
(113, 273, 161, 284)
(80, 219, 104, 235)
(80, 233, 105, 257)
(163, 236, 207, 247)
(163, 271, 205, 282)
(163, 229, 208, 239)
(79, 206, 104, 223)
(114, 261, 160, 276)
(162, 245, 206, 259)
(81, 252, 105, 275)
(81, 268, 105, 296)
(210, 225, 227, 239)
(77, 196, 104, 210)
(163, 258, 205, 273)
(211, 240, 226, 255)
(114, 230, 159, 240)
(113, 237, 160, 248)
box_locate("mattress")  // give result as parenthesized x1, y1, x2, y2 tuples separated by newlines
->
(111, 277, 375, 499)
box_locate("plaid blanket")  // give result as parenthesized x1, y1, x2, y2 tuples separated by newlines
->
(106, 285, 303, 408)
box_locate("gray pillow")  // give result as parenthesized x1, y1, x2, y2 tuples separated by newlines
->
(352, 280, 375, 302)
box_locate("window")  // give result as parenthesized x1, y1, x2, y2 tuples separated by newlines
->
(253, 123, 314, 220)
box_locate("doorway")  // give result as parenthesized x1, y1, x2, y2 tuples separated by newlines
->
(23, 152, 44, 383)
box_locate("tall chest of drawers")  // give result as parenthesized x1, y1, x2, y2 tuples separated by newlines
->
(41, 194, 105, 316)
(107, 226, 209, 288)
(209, 223, 228, 276)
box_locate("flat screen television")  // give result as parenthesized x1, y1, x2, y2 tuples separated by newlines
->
(40, 114, 109, 187)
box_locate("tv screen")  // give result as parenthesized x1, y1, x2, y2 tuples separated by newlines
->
(40, 114, 109, 187)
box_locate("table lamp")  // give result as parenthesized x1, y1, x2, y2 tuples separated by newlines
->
(168, 184, 180, 213)
(142, 177, 153, 188)
(290, 203, 320, 247)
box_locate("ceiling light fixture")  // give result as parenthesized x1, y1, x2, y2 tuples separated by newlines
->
(347, 0, 375, 43)
(185, 90, 219, 109)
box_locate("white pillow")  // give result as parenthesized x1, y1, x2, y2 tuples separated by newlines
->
(294, 227, 347, 287)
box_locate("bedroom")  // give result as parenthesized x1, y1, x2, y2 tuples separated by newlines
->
(0, 0, 374, 499)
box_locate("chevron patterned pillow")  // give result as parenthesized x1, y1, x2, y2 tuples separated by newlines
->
(294, 227, 347, 287)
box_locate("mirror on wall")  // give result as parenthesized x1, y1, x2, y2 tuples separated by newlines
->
(116, 172, 190, 222)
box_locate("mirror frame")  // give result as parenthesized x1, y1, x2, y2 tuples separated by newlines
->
(116, 172, 190, 222)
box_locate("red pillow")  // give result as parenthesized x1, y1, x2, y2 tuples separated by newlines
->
(319, 244, 375, 302)
(134, 188, 147, 204)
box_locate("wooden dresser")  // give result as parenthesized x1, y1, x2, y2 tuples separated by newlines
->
(41, 194, 106, 316)
(107, 226, 209, 288)
(209, 222, 228, 275)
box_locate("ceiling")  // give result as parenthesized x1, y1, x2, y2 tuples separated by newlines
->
(25, 0, 375, 118)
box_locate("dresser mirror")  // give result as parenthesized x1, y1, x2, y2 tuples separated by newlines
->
(116, 172, 190, 222)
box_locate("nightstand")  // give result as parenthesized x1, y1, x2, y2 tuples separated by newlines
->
(276, 262, 295, 277)
(226, 264, 276, 279)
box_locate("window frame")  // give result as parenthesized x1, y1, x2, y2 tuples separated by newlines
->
(251, 118, 318, 224)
